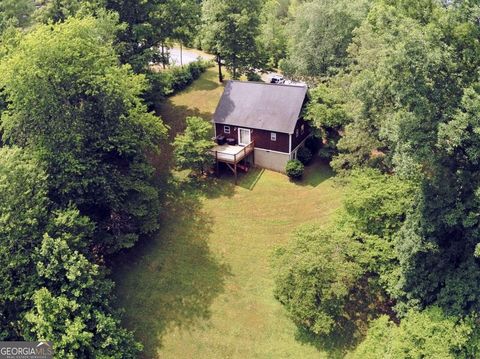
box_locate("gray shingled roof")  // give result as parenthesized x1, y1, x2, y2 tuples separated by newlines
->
(213, 81, 308, 134)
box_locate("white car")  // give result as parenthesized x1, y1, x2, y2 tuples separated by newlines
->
(270, 75, 285, 84)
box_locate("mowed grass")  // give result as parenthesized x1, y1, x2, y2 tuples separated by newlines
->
(113, 68, 344, 358)
(149, 66, 226, 174)
(159, 66, 226, 138)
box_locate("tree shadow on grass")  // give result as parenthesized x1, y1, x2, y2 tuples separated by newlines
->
(213, 163, 264, 191)
(112, 179, 232, 358)
(149, 102, 217, 180)
(297, 158, 334, 188)
(182, 78, 219, 92)
(294, 326, 357, 359)
(159, 102, 215, 139)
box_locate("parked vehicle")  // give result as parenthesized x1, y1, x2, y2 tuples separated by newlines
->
(270, 75, 285, 84)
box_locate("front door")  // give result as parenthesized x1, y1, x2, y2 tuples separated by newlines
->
(238, 128, 251, 146)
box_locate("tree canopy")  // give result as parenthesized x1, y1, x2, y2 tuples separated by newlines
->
(274, 0, 480, 354)
(0, 15, 167, 254)
(201, 0, 264, 80)
(173, 116, 215, 175)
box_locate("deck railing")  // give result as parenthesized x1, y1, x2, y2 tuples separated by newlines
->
(212, 140, 255, 164)
(233, 140, 255, 164)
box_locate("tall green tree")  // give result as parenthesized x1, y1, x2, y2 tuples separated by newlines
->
(331, 0, 480, 314)
(280, 0, 370, 81)
(106, 0, 201, 71)
(259, 0, 288, 68)
(273, 169, 415, 339)
(0, 15, 167, 254)
(0, 147, 141, 357)
(173, 116, 215, 175)
(349, 307, 480, 359)
(34, 0, 106, 23)
(0, 147, 49, 339)
(0, 0, 35, 32)
(202, 0, 264, 80)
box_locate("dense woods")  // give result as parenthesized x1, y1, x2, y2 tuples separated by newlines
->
(1, 0, 480, 357)
(272, 0, 480, 357)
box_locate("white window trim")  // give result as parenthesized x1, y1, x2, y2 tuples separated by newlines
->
(301, 124, 305, 135)
(271, 132, 277, 141)
(238, 128, 251, 146)
(295, 129, 299, 138)
(224, 125, 230, 134)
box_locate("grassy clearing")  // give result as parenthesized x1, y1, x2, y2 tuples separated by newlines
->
(158, 66, 225, 136)
(114, 68, 344, 358)
(149, 66, 226, 174)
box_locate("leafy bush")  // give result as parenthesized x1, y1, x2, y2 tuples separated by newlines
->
(272, 226, 362, 336)
(285, 159, 304, 179)
(247, 71, 262, 82)
(348, 307, 480, 359)
(318, 139, 337, 161)
(144, 60, 213, 108)
(173, 116, 215, 175)
(297, 146, 312, 165)
(170, 66, 194, 92)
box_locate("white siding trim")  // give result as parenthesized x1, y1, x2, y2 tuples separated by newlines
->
(289, 134, 292, 153)
(255, 147, 289, 155)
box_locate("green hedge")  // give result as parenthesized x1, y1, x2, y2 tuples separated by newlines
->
(144, 59, 214, 108)
(286, 159, 304, 179)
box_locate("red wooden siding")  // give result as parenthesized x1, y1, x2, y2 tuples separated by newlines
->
(291, 119, 312, 151)
(215, 123, 290, 153)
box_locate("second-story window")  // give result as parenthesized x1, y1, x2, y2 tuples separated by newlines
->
(271, 132, 277, 141)
(224, 126, 230, 134)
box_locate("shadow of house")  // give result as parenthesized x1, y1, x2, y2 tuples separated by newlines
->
(217, 166, 265, 191)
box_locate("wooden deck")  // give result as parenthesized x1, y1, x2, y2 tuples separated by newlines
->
(211, 141, 255, 184)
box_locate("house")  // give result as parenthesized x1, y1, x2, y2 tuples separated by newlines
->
(212, 80, 311, 173)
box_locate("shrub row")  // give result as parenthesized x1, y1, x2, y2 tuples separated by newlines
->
(144, 59, 214, 108)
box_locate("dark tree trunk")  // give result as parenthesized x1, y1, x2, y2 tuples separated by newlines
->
(180, 43, 183, 66)
(232, 55, 237, 79)
(161, 44, 166, 69)
(217, 55, 223, 83)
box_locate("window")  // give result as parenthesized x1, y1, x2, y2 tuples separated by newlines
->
(301, 124, 305, 135)
(270, 132, 277, 141)
(296, 129, 299, 138)
(224, 125, 230, 134)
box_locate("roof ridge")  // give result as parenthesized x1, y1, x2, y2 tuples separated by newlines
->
(227, 79, 307, 89)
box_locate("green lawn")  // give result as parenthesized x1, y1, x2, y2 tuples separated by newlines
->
(114, 68, 344, 358)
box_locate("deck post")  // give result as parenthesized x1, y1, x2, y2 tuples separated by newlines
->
(234, 163, 237, 185)
(252, 142, 255, 165)
(215, 151, 219, 176)
(234, 153, 237, 184)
